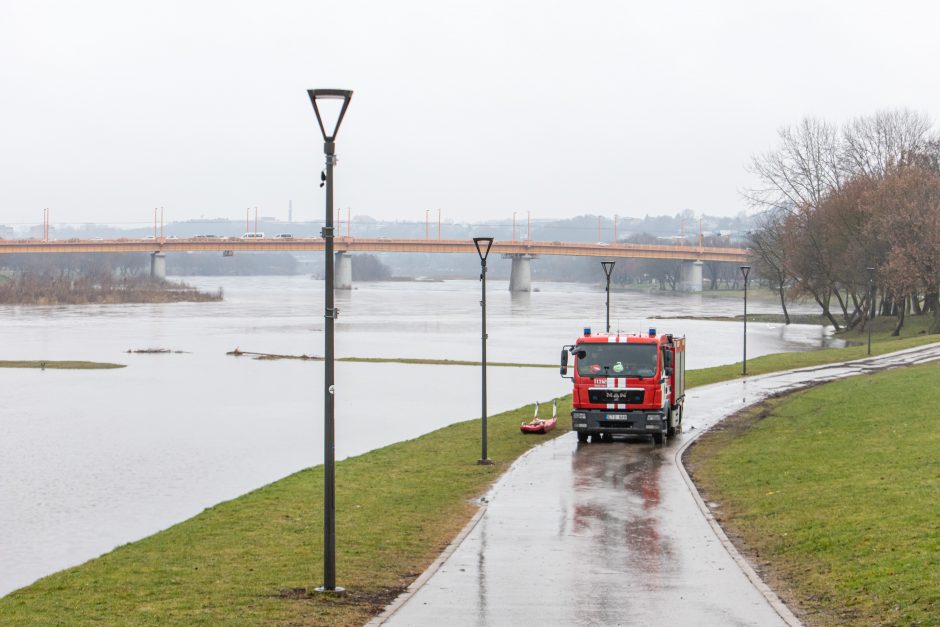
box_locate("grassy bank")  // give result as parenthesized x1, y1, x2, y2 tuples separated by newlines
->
(0, 399, 572, 626)
(0, 360, 125, 369)
(685, 360, 940, 625)
(3, 316, 939, 625)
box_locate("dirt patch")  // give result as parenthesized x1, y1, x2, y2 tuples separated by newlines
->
(271, 585, 407, 609)
(274, 587, 311, 600)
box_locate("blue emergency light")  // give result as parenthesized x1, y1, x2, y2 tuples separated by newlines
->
(648, 327, 656, 337)
(583, 327, 591, 336)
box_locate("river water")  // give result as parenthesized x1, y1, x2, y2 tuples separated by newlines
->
(0, 276, 833, 597)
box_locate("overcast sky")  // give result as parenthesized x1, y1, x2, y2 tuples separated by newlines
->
(2, 0, 940, 228)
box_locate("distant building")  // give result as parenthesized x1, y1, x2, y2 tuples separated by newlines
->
(0, 225, 14, 239)
(28, 225, 54, 239)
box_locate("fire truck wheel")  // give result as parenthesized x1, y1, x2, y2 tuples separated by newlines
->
(577, 431, 589, 443)
(666, 408, 676, 437)
(591, 432, 605, 443)
(652, 431, 665, 445)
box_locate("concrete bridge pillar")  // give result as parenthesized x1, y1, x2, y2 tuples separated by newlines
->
(678, 260, 703, 292)
(507, 254, 534, 293)
(335, 252, 352, 290)
(150, 252, 166, 279)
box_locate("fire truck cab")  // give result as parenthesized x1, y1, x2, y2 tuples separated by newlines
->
(561, 328, 686, 444)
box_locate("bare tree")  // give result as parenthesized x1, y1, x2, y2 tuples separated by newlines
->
(746, 117, 844, 212)
(842, 109, 934, 179)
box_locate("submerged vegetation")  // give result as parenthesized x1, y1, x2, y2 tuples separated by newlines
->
(0, 360, 125, 369)
(226, 348, 554, 368)
(0, 273, 222, 305)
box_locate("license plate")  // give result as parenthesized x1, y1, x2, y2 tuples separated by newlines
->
(606, 414, 630, 421)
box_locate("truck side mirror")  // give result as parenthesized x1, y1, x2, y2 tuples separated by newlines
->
(665, 367, 674, 377)
(560, 348, 569, 376)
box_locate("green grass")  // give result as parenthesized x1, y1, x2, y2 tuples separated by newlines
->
(0, 360, 125, 369)
(0, 398, 572, 626)
(3, 313, 939, 625)
(686, 360, 940, 626)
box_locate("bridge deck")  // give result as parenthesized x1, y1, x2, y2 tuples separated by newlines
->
(0, 238, 747, 262)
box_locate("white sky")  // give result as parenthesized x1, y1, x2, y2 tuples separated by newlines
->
(2, 0, 939, 227)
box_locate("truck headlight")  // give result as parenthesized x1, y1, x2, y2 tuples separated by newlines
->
(572, 412, 586, 420)
(647, 414, 662, 422)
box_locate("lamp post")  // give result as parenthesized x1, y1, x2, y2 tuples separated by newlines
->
(307, 88, 352, 594)
(867, 267, 875, 356)
(473, 237, 494, 465)
(601, 261, 615, 333)
(740, 265, 751, 376)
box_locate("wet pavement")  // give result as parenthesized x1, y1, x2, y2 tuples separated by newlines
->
(376, 343, 940, 627)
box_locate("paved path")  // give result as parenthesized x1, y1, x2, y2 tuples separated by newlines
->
(376, 343, 940, 627)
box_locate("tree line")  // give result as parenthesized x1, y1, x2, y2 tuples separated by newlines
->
(746, 109, 940, 334)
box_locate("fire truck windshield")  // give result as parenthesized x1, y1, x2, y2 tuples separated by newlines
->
(576, 343, 659, 378)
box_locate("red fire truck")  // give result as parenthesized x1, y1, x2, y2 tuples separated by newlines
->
(560, 328, 686, 444)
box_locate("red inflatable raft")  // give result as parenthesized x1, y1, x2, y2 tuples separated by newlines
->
(520, 400, 557, 434)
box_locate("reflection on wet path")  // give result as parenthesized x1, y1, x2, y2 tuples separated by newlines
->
(570, 442, 672, 583)
(570, 442, 674, 626)
(382, 343, 940, 626)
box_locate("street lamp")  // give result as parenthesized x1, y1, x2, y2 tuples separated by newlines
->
(867, 267, 876, 356)
(601, 261, 615, 333)
(473, 237, 494, 465)
(307, 87, 352, 594)
(740, 265, 751, 376)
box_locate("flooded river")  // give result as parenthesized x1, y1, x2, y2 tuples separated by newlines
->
(0, 276, 833, 596)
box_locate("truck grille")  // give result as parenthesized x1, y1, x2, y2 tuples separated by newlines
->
(588, 389, 644, 404)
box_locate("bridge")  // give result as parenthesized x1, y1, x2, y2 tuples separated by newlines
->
(0, 237, 748, 292)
